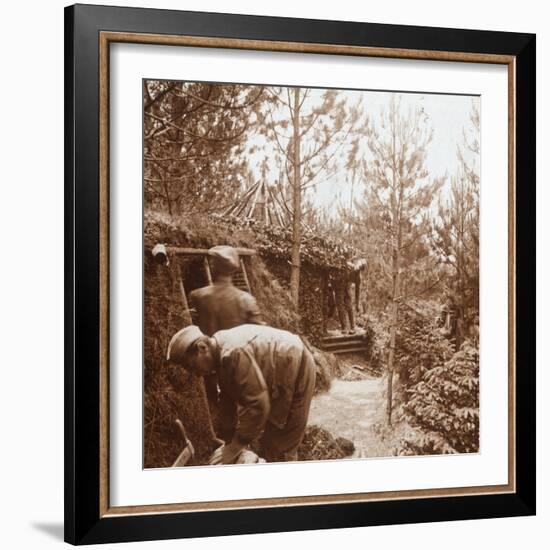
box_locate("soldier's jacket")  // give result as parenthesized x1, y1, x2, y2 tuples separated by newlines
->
(213, 324, 311, 445)
(188, 280, 262, 337)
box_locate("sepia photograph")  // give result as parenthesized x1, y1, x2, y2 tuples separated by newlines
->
(143, 79, 480, 469)
(61, 5, 536, 543)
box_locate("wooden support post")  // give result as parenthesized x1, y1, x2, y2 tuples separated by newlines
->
(239, 258, 251, 293)
(246, 180, 263, 220)
(175, 266, 192, 325)
(262, 184, 268, 224)
(231, 182, 259, 218)
(321, 272, 327, 335)
(203, 257, 213, 285)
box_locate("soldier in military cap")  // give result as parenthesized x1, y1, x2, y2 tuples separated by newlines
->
(188, 245, 263, 337)
(167, 323, 316, 464)
(188, 245, 264, 404)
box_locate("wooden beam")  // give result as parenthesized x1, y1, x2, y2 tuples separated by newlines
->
(175, 268, 192, 325)
(245, 180, 263, 220)
(203, 257, 213, 285)
(164, 246, 257, 256)
(224, 182, 258, 217)
(267, 186, 287, 227)
(262, 183, 269, 224)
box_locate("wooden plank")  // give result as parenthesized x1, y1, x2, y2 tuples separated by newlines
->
(321, 334, 367, 344)
(262, 184, 269, 224)
(245, 179, 263, 219)
(231, 182, 256, 218)
(320, 346, 368, 355)
(321, 343, 367, 352)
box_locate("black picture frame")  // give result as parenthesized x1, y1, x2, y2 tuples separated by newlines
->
(65, 3, 536, 545)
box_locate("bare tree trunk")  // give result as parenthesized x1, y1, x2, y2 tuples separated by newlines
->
(348, 168, 355, 236)
(321, 273, 328, 335)
(386, 248, 400, 426)
(454, 182, 466, 350)
(457, 192, 465, 349)
(386, 106, 400, 426)
(161, 175, 173, 217)
(289, 87, 302, 306)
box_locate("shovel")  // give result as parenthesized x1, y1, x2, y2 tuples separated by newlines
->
(171, 419, 195, 467)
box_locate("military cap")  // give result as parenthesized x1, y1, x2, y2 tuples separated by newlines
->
(166, 325, 203, 363)
(208, 245, 240, 274)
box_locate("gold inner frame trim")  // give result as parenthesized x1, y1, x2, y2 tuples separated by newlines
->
(98, 31, 516, 518)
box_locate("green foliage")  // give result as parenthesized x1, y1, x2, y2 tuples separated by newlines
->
(429, 101, 480, 348)
(219, 214, 358, 271)
(397, 340, 479, 455)
(355, 312, 389, 374)
(259, 87, 357, 195)
(355, 95, 445, 303)
(394, 301, 455, 391)
(310, 347, 342, 395)
(144, 81, 265, 215)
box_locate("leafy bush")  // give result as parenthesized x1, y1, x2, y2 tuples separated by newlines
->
(359, 313, 390, 374)
(394, 301, 455, 392)
(310, 347, 342, 394)
(359, 301, 453, 387)
(218, 214, 358, 270)
(397, 340, 479, 455)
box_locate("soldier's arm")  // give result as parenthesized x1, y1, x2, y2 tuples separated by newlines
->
(230, 348, 270, 444)
(218, 390, 237, 443)
(203, 373, 219, 405)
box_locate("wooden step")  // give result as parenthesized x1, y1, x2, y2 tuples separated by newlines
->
(319, 332, 369, 355)
(321, 333, 366, 344)
(321, 341, 366, 351)
(324, 346, 367, 355)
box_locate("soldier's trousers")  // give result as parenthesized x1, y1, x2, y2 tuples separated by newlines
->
(335, 286, 355, 331)
(259, 348, 316, 462)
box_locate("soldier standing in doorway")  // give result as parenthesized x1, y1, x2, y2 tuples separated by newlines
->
(330, 259, 367, 335)
(332, 269, 356, 334)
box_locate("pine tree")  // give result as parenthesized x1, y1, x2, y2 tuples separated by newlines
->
(432, 101, 480, 347)
(361, 95, 443, 425)
(143, 81, 265, 216)
(261, 87, 356, 305)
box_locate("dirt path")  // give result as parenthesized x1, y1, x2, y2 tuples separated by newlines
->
(308, 377, 386, 458)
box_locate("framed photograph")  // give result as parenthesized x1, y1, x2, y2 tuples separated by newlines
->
(65, 4, 536, 545)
